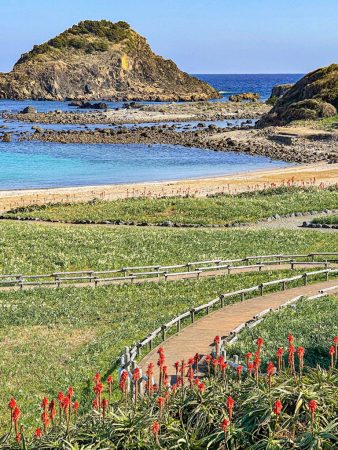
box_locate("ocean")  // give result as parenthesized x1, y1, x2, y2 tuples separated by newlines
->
(0, 74, 300, 189)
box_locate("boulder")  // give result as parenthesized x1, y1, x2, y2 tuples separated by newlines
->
(20, 106, 37, 114)
(229, 92, 260, 102)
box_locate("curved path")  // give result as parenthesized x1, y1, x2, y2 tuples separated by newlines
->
(139, 279, 338, 381)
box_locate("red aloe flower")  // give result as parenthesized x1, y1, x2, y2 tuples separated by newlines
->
(273, 399, 282, 416)
(267, 361, 275, 387)
(245, 352, 252, 366)
(107, 375, 113, 401)
(41, 410, 50, 433)
(205, 354, 212, 377)
(198, 382, 206, 394)
(276, 347, 284, 372)
(237, 364, 243, 380)
(288, 334, 294, 344)
(67, 386, 74, 398)
(214, 335, 221, 357)
(34, 428, 42, 439)
(187, 367, 194, 387)
(152, 420, 160, 435)
(227, 396, 235, 421)
(94, 372, 101, 384)
(256, 336, 264, 349)
(308, 399, 317, 424)
(49, 400, 56, 423)
(221, 418, 229, 433)
(8, 398, 16, 411)
(93, 399, 99, 410)
(248, 361, 254, 376)
(41, 397, 49, 411)
(174, 361, 179, 376)
(12, 406, 21, 424)
(73, 400, 79, 413)
(102, 399, 109, 418)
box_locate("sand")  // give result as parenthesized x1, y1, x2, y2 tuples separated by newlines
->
(0, 162, 336, 212)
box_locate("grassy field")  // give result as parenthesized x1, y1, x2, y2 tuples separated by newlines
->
(312, 214, 338, 225)
(294, 114, 338, 131)
(229, 294, 338, 368)
(0, 221, 337, 275)
(3, 187, 338, 226)
(0, 268, 316, 432)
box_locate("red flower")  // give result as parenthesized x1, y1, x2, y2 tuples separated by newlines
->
(174, 361, 179, 371)
(34, 428, 42, 439)
(73, 400, 80, 413)
(94, 372, 101, 384)
(267, 362, 275, 376)
(8, 398, 16, 410)
(237, 365, 243, 378)
(273, 399, 282, 416)
(67, 386, 74, 398)
(205, 355, 212, 363)
(227, 396, 235, 420)
(12, 406, 21, 423)
(41, 411, 50, 430)
(212, 358, 219, 367)
(333, 336, 338, 344)
(188, 357, 194, 366)
(93, 399, 99, 410)
(288, 334, 294, 344)
(157, 396, 165, 409)
(152, 421, 160, 435)
(221, 418, 229, 432)
(107, 375, 113, 385)
(297, 346, 305, 358)
(49, 400, 56, 420)
(198, 382, 206, 393)
(214, 335, 220, 344)
(57, 391, 65, 404)
(245, 352, 252, 360)
(16, 433, 21, 445)
(276, 348, 284, 357)
(329, 346, 335, 356)
(308, 399, 317, 414)
(102, 399, 109, 410)
(132, 368, 140, 382)
(62, 396, 70, 410)
(257, 337, 264, 348)
(41, 397, 49, 410)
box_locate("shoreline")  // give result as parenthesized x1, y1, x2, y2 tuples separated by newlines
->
(0, 162, 336, 211)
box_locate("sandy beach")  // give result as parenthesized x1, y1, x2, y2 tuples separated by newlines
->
(0, 162, 336, 212)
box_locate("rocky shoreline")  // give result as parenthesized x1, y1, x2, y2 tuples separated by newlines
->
(21, 124, 338, 164)
(2, 101, 270, 125)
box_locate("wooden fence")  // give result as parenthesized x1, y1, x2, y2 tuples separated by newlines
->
(120, 266, 338, 374)
(0, 252, 336, 290)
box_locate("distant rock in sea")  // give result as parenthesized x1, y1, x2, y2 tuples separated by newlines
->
(0, 20, 220, 102)
(259, 64, 338, 125)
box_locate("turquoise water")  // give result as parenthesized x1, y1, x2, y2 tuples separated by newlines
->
(0, 142, 291, 189)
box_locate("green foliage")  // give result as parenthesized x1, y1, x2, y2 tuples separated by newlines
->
(229, 295, 338, 368)
(0, 268, 307, 431)
(0, 221, 337, 275)
(16, 20, 132, 64)
(312, 214, 338, 225)
(4, 187, 338, 226)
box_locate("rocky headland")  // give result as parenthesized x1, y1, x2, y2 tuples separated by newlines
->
(0, 20, 219, 102)
(259, 64, 338, 125)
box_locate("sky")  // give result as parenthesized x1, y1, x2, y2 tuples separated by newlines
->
(0, 0, 337, 74)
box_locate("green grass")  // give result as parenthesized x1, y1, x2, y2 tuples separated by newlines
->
(312, 214, 338, 225)
(229, 295, 338, 368)
(3, 187, 338, 226)
(0, 221, 337, 275)
(0, 268, 314, 432)
(293, 114, 338, 131)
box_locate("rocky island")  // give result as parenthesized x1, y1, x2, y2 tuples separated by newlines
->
(0, 20, 220, 101)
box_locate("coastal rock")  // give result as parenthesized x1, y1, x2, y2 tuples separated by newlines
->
(267, 83, 294, 105)
(20, 106, 37, 114)
(0, 20, 220, 102)
(229, 93, 260, 102)
(259, 64, 338, 125)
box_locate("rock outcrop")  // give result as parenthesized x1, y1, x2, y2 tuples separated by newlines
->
(0, 20, 220, 102)
(229, 92, 260, 102)
(266, 83, 294, 105)
(259, 64, 338, 125)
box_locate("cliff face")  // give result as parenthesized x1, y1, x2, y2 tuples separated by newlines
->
(259, 64, 338, 125)
(0, 20, 220, 102)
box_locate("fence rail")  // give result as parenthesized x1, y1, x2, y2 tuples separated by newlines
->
(0, 252, 336, 290)
(120, 267, 338, 371)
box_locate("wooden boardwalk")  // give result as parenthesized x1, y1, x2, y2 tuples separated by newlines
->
(139, 279, 338, 381)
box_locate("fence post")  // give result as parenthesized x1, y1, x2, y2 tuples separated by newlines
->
(161, 325, 166, 341)
(326, 270, 329, 281)
(190, 308, 195, 323)
(220, 294, 224, 308)
(177, 319, 181, 333)
(303, 273, 308, 286)
(259, 284, 264, 296)
(241, 292, 245, 301)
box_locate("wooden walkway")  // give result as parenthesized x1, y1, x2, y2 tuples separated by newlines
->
(139, 279, 338, 380)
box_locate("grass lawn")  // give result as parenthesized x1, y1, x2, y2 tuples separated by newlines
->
(0, 268, 329, 432)
(312, 214, 338, 225)
(2, 187, 337, 225)
(0, 221, 337, 275)
(228, 294, 338, 368)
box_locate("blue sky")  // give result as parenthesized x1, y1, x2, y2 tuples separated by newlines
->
(0, 0, 337, 74)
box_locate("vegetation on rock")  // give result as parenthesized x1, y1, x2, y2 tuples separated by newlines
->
(259, 64, 338, 125)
